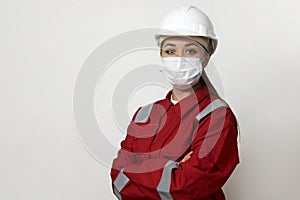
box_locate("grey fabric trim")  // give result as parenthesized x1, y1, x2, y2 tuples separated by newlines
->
(113, 186, 122, 200)
(195, 99, 228, 121)
(134, 103, 154, 123)
(157, 160, 179, 200)
(113, 168, 129, 192)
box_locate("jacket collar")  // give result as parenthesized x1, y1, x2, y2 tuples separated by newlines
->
(164, 78, 213, 118)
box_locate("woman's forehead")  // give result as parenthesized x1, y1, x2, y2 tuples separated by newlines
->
(162, 36, 200, 47)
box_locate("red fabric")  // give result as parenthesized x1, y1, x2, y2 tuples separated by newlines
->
(111, 80, 239, 200)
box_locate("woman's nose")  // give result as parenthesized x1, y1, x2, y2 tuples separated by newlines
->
(176, 50, 184, 57)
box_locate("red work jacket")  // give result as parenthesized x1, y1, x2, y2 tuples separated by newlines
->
(111, 80, 239, 200)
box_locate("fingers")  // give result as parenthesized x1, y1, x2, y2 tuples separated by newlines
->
(180, 151, 193, 163)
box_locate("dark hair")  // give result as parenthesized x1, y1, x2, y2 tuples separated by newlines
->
(201, 71, 241, 142)
(201, 71, 219, 98)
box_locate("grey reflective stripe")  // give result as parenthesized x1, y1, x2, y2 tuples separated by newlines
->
(157, 160, 179, 200)
(134, 103, 154, 123)
(113, 186, 122, 200)
(195, 99, 228, 121)
(113, 169, 129, 192)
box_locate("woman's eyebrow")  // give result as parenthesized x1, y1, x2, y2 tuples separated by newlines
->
(162, 43, 176, 48)
(162, 43, 198, 48)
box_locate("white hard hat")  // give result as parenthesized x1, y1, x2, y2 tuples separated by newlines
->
(155, 5, 218, 55)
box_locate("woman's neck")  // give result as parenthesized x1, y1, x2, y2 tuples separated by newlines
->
(171, 81, 201, 101)
(172, 89, 192, 101)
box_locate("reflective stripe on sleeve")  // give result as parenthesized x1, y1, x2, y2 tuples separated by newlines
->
(157, 160, 179, 200)
(195, 99, 228, 121)
(134, 103, 154, 123)
(113, 186, 122, 200)
(113, 168, 129, 193)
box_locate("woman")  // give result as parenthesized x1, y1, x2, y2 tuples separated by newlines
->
(111, 5, 239, 200)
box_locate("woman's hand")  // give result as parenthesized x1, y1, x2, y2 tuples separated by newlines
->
(180, 151, 193, 163)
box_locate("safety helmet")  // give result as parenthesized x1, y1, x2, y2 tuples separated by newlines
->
(155, 5, 218, 55)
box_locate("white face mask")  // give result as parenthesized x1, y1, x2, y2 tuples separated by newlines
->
(159, 57, 203, 90)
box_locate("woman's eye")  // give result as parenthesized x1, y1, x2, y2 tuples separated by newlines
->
(185, 49, 197, 54)
(164, 49, 176, 54)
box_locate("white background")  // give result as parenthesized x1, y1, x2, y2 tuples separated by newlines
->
(1, 0, 299, 199)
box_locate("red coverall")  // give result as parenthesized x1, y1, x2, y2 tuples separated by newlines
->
(111, 80, 239, 200)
